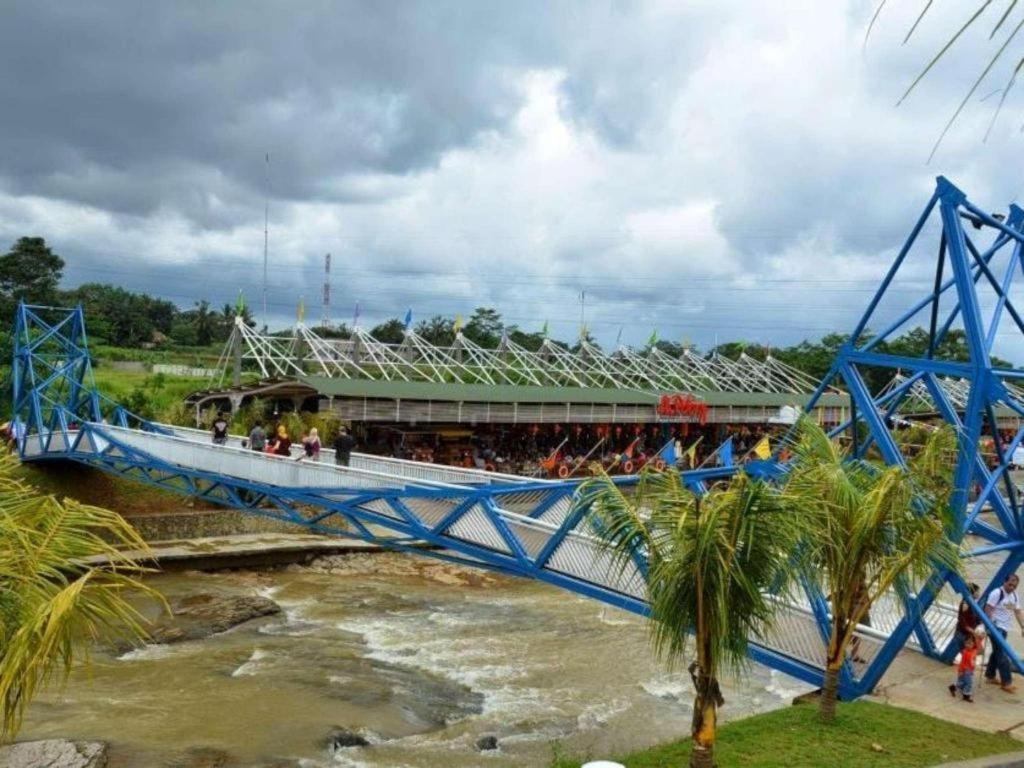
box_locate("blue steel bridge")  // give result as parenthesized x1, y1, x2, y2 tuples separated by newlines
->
(12, 176, 1024, 700)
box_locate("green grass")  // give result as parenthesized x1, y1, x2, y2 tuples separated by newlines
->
(551, 700, 1020, 768)
(90, 368, 210, 411)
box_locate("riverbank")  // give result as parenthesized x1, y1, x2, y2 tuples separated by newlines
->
(550, 699, 1022, 768)
(16, 553, 813, 767)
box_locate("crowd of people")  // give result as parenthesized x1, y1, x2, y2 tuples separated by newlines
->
(211, 411, 357, 467)
(364, 422, 781, 477)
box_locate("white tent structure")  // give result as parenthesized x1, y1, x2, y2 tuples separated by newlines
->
(218, 318, 823, 395)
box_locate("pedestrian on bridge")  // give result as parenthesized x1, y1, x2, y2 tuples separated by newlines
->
(271, 425, 292, 457)
(299, 428, 321, 462)
(333, 426, 355, 467)
(212, 411, 229, 445)
(249, 421, 266, 452)
(984, 573, 1024, 693)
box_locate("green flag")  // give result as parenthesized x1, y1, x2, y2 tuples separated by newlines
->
(236, 290, 245, 315)
(647, 329, 658, 347)
(541, 320, 549, 338)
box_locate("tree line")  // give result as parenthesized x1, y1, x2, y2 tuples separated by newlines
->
(0, 237, 254, 349)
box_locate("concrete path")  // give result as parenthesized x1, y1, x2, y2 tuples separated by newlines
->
(83, 532, 391, 571)
(872, 650, 1024, 738)
(870, 521, 1024, 739)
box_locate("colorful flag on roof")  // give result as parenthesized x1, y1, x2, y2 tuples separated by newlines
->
(753, 436, 772, 460)
(659, 439, 677, 465)
(403, 309, 413, 330)
(454, 314, 463, 334)
(297, 297, 305, 323)
(647, 329, 658, 347)
(684, 436, 703, 466)
(719, 436, 733, 467)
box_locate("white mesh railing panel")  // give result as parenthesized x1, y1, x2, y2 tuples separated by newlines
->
(544, 536, 647, 599)
(447, 504, 512, 554)
(404, 497, 463, 528)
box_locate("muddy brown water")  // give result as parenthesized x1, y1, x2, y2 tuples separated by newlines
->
(18, 553, 811, 767)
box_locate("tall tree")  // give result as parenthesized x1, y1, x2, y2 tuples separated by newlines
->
(463, 307, 503, 348)
(579, 469, 801, 768)
(192, 300, 217, 346)
(785, 417, 959, 722)
(0, 238, 64, 318)
(370, 318, 406, 344)
(0, 454, 158, 741)
(415, 315, 455, 345)
(505, 325, 545, 352)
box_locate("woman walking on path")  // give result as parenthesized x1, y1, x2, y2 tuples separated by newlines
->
(956, 583, 982, 652)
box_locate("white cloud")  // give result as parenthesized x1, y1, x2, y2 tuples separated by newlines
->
(2, 0, 1024, 355)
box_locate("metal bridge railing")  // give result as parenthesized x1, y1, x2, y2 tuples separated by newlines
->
(160, 423, 533, 487)
(97, 425, 449, 492)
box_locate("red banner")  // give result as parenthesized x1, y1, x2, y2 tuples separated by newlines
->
(657, 394, 709, 424)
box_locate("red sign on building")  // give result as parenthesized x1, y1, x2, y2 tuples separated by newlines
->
(657, 394, 709, 424)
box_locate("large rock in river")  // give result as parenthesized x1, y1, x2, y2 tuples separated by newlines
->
(149, 593, 281, 644)
(0, 739, 108, 768)
(322, 727, 370, 752)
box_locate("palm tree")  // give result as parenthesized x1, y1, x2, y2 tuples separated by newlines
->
(784, 417, 959, 722)
(0, 454, 159, 742)
(578, 468, 802, 768)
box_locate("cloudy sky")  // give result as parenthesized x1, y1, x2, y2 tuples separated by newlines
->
(2, 1, 1024, 356)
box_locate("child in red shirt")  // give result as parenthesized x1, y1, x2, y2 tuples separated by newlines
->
(949, 632, 982, 702)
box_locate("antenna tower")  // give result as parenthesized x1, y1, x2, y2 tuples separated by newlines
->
(322, 252, 331, 329)
(262, 153, 270, 322)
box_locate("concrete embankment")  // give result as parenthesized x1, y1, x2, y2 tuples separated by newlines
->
(101, 508, 412, 570)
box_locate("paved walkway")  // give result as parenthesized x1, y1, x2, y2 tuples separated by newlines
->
(871, 521, 1024, 739)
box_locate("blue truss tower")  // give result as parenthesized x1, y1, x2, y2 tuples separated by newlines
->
(802, 176, 1024, 689)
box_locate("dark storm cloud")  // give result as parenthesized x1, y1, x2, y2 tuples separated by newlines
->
(4, 0, 1024, 355)
(0, 1, 566, 224)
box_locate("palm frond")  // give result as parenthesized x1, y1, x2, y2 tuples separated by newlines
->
(927, 13, 1024, 162)
(904, 0, 935, 45)
(898, 1, 996, 106)
(0, 452, 161, 742)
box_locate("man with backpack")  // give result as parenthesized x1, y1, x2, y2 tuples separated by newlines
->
(248, 421, 267, 452)
(984, 573, 1024, 692)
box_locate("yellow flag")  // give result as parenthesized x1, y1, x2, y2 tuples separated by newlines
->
(753, 436, 771, 460)
(684, 436, 703, 466)
(453, 314, 463, 333)
(297, 297, 305, 323)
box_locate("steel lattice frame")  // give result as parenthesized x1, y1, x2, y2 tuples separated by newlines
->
(218, 313, 821, 394)
(12, 176, 1020, 700)
(800, 175, 1024, 687)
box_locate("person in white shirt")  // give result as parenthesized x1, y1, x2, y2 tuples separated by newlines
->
(984, 573, 1024, 692)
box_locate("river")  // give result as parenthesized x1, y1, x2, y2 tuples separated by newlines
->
(18, 552, 811, 767)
